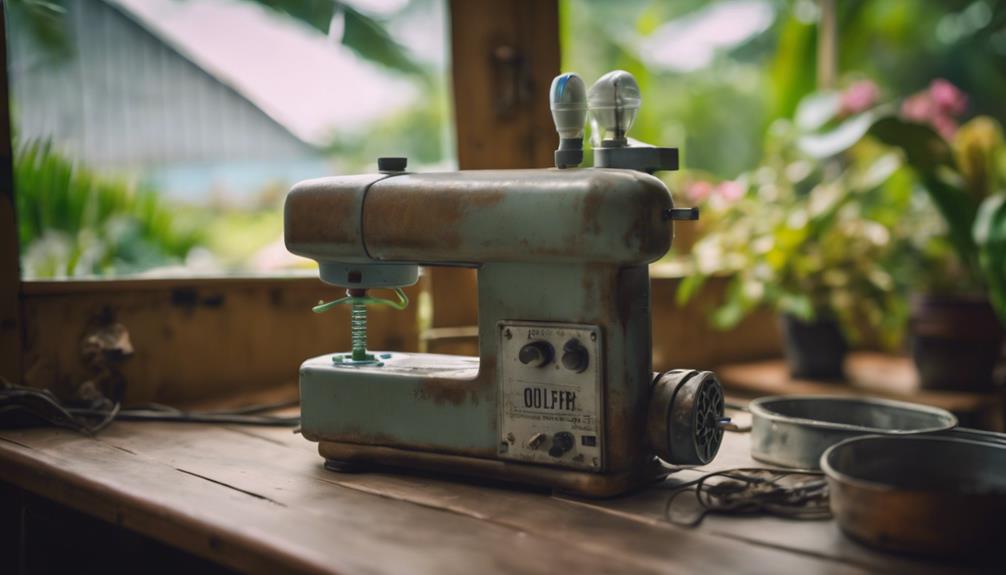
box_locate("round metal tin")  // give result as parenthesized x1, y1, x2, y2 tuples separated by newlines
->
(822, 434, 1006, 557)
(749, 395, 957, 469)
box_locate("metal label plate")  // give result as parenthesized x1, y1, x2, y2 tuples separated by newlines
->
(497, 321, 603, 471)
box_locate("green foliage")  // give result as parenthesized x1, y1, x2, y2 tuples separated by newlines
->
(873, 113, 1006, 324)
(6, 0, 73, 60)
(975, 194, 1006, 325)
(14, 140, 203, 278)
(678, 92, 914, 346)
(561, 0, 1006, 180)
(249, 0, 423, 75)
(869, 116, 979, 276)
(324, 75, 450, 170)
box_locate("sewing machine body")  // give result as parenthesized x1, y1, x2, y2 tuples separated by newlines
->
(286, 71, 725, 496)
(288, 168, 698, 495)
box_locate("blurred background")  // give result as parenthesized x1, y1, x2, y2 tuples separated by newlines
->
(6, 0, 1006, 393)
(7, 0, 454, 278)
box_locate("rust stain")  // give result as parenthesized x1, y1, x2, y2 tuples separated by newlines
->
(365, 183, 506, 256)
(285, 185, 359, 247)
(415, 371, 493, 407)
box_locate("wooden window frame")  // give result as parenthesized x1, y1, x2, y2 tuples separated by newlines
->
(0, 0, 565, 403)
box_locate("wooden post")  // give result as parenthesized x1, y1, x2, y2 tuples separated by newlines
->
(0, 7, 24, 384)
(426, 0, 560, 354)
(817, 0, 837, 90)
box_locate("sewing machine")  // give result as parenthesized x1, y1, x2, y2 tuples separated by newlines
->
(284, 71, 725, 496)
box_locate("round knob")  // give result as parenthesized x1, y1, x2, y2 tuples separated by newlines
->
(549, 432, 575, 458)
(377, 157, 407, 172)
(561, 339, 589, 372)
(518, 341, 554, 368)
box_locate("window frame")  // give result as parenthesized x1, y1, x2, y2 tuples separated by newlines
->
(0, 0, 564, 401)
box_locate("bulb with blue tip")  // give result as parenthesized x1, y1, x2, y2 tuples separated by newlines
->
(549, 73, 587, 168)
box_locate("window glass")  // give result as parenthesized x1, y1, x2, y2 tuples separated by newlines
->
(8, 0, 453, 279)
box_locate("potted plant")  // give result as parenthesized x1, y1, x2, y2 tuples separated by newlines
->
(865, 81, 1006, 390)
(677, 88, 910, 379)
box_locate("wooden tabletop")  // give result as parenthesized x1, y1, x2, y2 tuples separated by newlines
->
(0, 413, 982, 574)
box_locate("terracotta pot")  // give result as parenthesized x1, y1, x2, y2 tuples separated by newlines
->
(909, 294, 1005, 391)
(779, 314, 848, 380)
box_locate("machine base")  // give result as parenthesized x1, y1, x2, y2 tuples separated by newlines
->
(318, 440, 669, 498)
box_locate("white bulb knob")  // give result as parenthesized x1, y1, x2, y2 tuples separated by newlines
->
(588, 70, 641, 146)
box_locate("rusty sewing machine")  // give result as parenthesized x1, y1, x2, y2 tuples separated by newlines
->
(284, 70, 727, 496)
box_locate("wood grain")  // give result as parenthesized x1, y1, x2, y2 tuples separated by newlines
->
(1, 417, 984, 574)
(20, 278, 423, 404)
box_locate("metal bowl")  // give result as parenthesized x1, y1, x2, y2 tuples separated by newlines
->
(749, 395, 957, 469)
(822, 435, 1006, 557)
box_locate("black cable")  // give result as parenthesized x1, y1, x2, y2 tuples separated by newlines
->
(1, 379, 300, 432)
(665, 467, 831, 527)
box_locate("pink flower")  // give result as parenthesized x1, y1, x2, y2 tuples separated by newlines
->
(901, 93, 934, 123)
(684, 180, 713, 202)
(839, 80, 879, 115)
(899, 79, 968, 140)
(930, 115, 959, 140)
(929, 79, 968, 117)
(714, 180, 744, 202)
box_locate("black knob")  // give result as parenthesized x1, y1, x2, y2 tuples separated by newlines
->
(378, 157, 407, 172)
(518, 341, 554, 368)
(561, 339, 589, 372)
(549, 432, 575, 458)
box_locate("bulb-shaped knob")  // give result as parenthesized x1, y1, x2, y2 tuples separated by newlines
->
(588, 70, 641, 147)
(550, 73, 587, 139)
(550, 73, 587, 168)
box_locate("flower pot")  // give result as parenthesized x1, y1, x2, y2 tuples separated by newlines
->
(909, 294, 1004, 391)
(779, 314, 848, 380)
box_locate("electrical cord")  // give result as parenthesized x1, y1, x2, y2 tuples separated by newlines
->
(0, 379, 299, 434)
(665, 467, 831, 527)
(67, 401, 300, 427)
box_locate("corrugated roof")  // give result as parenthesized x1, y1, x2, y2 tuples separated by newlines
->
(107, 0, 417, 147)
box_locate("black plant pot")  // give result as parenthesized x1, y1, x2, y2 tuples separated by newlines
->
(909, 294, 1004, 391)
(779, 314, 848, 380)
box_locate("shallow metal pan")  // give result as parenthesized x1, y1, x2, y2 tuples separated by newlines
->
(749, 395, 958, 469)
(822, 434, 1006, 557)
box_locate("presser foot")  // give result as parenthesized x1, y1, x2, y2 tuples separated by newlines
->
(317, 440, 668, 498)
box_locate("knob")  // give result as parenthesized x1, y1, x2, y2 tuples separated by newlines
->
(561, 339, 589, 372)
(378, 157, 407, 172)
(519, 341, 554, 368)
(549, 432, 575, 458)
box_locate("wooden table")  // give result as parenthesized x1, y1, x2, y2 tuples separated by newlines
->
(0, 414, 984, 574)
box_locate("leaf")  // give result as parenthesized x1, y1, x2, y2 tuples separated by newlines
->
(247, 1, 423, 75)
(974, 194, 1006, 327)
(341, 5, 423, 75)
(253, 0, 340, 34)
(675, 272, 707, 306)
(869, 115, 979, 274)
(868, 116, 954, 173)
(794, 91, 841, 132)
(797, 111, 875, 159)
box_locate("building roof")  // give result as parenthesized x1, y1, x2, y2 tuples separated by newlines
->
(108, 0, 418, 148)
